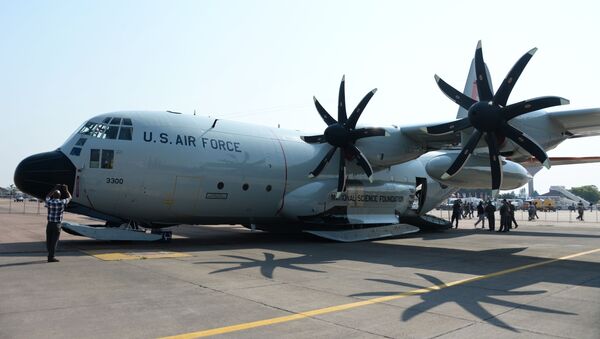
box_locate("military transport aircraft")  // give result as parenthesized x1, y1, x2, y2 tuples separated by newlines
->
(14, 42, 600, 241)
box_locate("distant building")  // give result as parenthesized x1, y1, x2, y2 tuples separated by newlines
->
(0, 187, 10, 197)
(538, 186, 590, 209)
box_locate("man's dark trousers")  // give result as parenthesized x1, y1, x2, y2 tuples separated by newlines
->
(46, 222, 61, 259)
(487, 213, 495, 231)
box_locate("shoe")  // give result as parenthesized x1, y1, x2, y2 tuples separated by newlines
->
(48, 257, 60, 263)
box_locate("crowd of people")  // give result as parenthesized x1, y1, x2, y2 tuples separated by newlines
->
(450, 199, 523, 232)
(448, 197, 590, 230)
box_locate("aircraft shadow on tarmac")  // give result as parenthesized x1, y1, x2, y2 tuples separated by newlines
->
(349, 275, 575, 332)
(197, 252, 335, 279)
(3, 227, 599, 331)
(190, 243, 597, 331)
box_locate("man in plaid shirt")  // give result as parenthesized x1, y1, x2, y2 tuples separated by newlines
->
(45, 184, 72, 262)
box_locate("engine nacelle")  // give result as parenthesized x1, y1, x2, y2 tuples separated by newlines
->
(281, 180, 415, 224)
(425, 152, 531, 189)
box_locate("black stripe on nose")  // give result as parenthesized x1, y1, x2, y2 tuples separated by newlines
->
(14, 150, 76, 199)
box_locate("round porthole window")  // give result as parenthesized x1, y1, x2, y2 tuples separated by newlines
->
(242, 183, 249, 191)
(266, 185, 272, 192)
(217, 182, 224, 190)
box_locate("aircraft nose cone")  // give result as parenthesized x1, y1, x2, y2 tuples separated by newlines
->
(14, 150, 76, 199)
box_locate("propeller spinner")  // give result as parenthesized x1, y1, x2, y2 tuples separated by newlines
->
(427, 41, 569, 194)
(301, 76, 387, 197)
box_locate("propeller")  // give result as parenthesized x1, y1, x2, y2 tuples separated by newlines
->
(301, 76, 387, 197)
(427, 41, 569, 195)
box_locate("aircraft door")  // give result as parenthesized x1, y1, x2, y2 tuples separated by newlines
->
(415, 177, 427, 214)
(170, 176, 202, 217)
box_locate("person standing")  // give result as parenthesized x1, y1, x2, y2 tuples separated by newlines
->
(451, 199, 461, 229)
(498, 199, 509, 232)
(45, 184, 71, 262)
(485, 200, 496, 231)
(509, 202, 518, 229)
(474, 201, 485, 228)
(528, 202, 535, 221)
(576, 200, 585, 221)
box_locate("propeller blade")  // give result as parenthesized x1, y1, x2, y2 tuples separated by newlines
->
(425, 117, 471, 135)
(434, 75, 477, 110)
(504, 96, 570, 120)
(502, 122, 550, 168)
(493, 47, 537, 107)
(338, 75, 347, 124)
(348, 145, 374, 181)
(346, 88, 377, 129)
(337, 152, 347, 196)
(301, 134, 326, 144)
(309, 146, 337, 178)
(349, 127, 388, 140)
(474, 40, 493, 102)
(485, 132, 503, 193)
(313, 97, 337, 126)
(441, 129, 483, 179)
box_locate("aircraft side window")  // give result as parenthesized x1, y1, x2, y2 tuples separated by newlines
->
(70, 147, 82, 156)
(90, 149, 100, 168)
(101, 150, 114, 169)
(105, 126, 119, 139)
(118, 127, 132, 140)
(75, 138, 87, 146)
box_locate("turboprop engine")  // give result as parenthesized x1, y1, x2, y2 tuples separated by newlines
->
(425, 152, 530, 189)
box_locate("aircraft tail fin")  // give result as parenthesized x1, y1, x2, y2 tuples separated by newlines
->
(456, 57, 493, 119)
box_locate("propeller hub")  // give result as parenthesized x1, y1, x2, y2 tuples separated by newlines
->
(324, 124, 350, 147)
(468, 101, 503, 132)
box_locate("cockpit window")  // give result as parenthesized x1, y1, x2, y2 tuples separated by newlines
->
(92, 124, 108, 138)
(79, 122, 95, 135)
(78, 117, 134, 141)
(105, 126, 119, 139)
(118, 127, 132, 140)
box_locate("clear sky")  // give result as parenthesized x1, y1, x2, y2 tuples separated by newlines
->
(1, 0, 599, 194)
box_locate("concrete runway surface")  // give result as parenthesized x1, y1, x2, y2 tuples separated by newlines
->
(1, 211, 599, 338)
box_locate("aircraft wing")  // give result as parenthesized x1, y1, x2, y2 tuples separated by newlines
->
(520, 156, 600, 168)
(547, 108, 600, 137)
(401, 124, 462, 150)
(519, 156, 600, 175)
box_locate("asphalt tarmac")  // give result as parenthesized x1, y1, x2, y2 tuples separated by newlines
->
(1, 210, 599, 339)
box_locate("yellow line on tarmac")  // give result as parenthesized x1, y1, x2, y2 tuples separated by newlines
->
(85, 251, 191, 261)
(160, 248, 600, 339)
